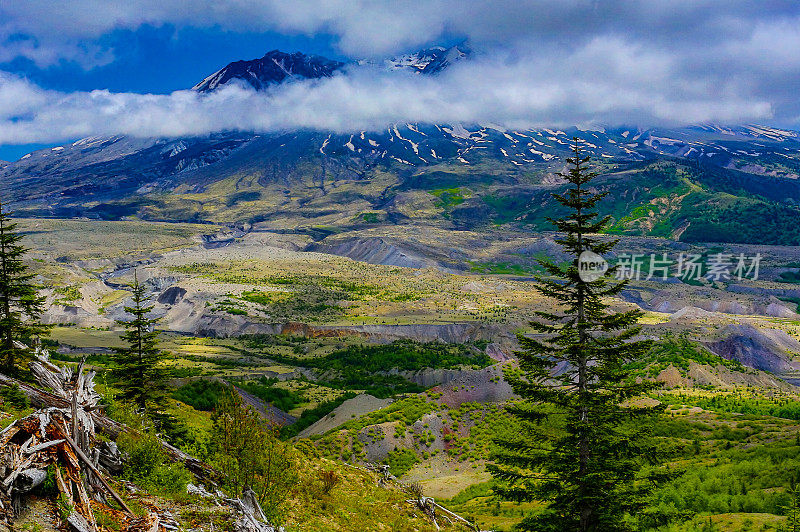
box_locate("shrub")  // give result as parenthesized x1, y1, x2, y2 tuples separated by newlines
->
(280, 393, 357, 439)
(318, 470, 340, 494)
(239, 377, 303, 412)
(405, 481, 424, 498)
(173, 380, 229, 411)
(384, 448, 419, 477)
(0, 383, 30, 409)
(117, 430, 191, 495)
(211, 390, 298, 525)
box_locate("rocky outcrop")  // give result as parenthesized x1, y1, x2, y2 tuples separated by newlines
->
(655, 362, 794, 389)
(297, 394, 393, 438)
(40, 304, 114, 329)
(171, 310, 515, 345)
(630, 282, 800, 318)
(430, 364, 516, 407)
(305, 237, 441, 269)
(157, 286, 187, 305)
(233, 385, 296, 427)
(705, 324, 800, 374)
(655, 298, 798, 318)
(311, 322, 512, 344)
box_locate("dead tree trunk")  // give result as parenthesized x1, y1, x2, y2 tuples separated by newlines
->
(0, 354, 219, 483)
(0, 345, 219, 529)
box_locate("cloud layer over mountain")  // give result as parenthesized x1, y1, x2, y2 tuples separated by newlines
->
(0, 1, 798, 145)
(3, 1, 798, 62)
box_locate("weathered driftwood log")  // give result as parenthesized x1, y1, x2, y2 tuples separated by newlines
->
(0, 372, 71, 409)
(126, 511, 160, 532)
(52, 416, 133, 516)
(12, 469, 46, 494)
(226, 489, 279, 532)
(0, 404, 149, 530)
(0, 408, 97, 529)
(405, 496, 479, 532)
(97, 441, 123, 474)
(67, 509, 93, 532)
(345, 462, 478, 531)
(0, 345, 203, 531)
(0, 358, 220, 483)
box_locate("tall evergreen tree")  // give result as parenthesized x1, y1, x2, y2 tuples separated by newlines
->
(0, 201, 47, 373)
(112, 274, 170, 413)
(783, 487, 800, 532)
(490, 140, 665, 531)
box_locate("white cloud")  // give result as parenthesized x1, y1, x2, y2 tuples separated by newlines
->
(2, 1, 800, 62)
(0, 40, 774, 145)
(0, 1, 798, 128)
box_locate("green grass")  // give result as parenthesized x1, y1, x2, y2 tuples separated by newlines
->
(468, 261, 539, 275)
(53, 285, 82, 303)
(339, 396, 439, 433)
(16, 218, 216, 261)
(430, 188, 467, 210)
(280, 392, 358, 439)
(661, 391, 800, 422)
(173, 380, 229, 411)
(778, 270, 800, 284)
(244, 338, 491, 398)
(239, 377, 305, 412)
(179, 266, 427, 322)
(48, 326, 125, 349)
(626, 336, 748, 379)
(384, 448, 419, 476)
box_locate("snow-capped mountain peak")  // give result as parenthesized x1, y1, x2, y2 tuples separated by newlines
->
(385, 46, 447, 72)
(192, 50, 344, 92)
(193, 45, 471, 93)
(385, 43, 471, 74)
(420, 44, 470, 74)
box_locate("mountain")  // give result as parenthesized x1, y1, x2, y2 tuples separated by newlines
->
(191, 44, 468, 94)
(2, 49, 800, 246)
(419, 43, 470, 74)
(384, 43, 470, 74)
(192, 50, 345, 92)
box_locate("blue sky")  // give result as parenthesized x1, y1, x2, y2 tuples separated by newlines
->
(1, 1, 800, 162)
(0, 24, 344, 160)
(1, 26, 344, 94)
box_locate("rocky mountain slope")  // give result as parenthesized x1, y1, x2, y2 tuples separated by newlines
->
(192, 49, 345, 92)
(2, 49, 800, 245)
